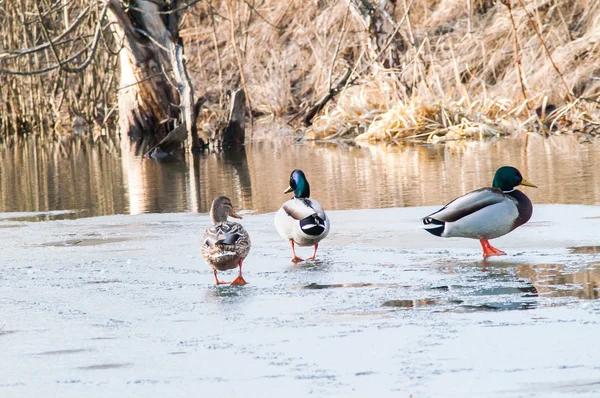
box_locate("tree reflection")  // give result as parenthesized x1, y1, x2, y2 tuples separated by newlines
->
(2, 134, 600, 217)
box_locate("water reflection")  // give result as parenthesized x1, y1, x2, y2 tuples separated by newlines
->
(508, 262, 600, 300)
(455, 260, 600, 300)
(1, 134, 600, 217)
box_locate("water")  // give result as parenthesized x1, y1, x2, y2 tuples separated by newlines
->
(3, 133, 600, 397)
(2, 133, 600, 219)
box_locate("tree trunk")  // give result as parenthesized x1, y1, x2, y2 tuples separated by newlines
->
(107, 0, 199, 155)
(222, 89, 246, 149)
(199, 89, 247, 150)
(349, 0, 404, 68)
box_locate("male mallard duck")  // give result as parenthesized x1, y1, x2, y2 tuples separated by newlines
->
(274, 170, 330, 262)
(422, 166, 537, 257)
(201, 196, 250, 285)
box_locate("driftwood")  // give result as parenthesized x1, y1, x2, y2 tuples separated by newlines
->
(144, 123, 187, 160)
(199, 89, 247, 150)
(302, 66, 354, 127)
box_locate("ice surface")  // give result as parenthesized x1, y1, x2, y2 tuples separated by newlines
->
(1, 205, 600, 397)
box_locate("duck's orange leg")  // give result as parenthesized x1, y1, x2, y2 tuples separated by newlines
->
(305, 243, 319, 261)
(479, 239, 506, 257)
(290, 240, 304, 263)
(213, 269, 229, 285)
(230, 259, 247, 285)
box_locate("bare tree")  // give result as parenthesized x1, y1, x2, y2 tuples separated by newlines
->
(0, 0, 200, 154)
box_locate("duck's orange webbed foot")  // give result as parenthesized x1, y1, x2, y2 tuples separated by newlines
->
(230, 275, 247, 285)
(305, 243, 319, 261)
(213, 270, 229, 285)
(479, 239, 506, 257)
(230, 259, 247, 285)
(290, 240, 304, 263)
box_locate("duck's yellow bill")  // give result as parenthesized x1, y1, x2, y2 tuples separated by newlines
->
(284, 186, 293, 194)
(520, 179, 538, 188)
(230, 211, 243, 219)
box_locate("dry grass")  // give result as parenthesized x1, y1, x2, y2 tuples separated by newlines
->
(182, 0, 600, 143)
(0, 0, 118, 140)
(296, 0, 600, 142)
(2, 0, 600, 144)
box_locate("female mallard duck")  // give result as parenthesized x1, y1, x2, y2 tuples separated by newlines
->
(274, 170, 330, 262)
(422, 166, 537, 257)
(201, 196, 250, 285)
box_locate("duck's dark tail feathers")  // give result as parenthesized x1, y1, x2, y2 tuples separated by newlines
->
(300, 214, 326, 236)
(422, 217, 444, 237)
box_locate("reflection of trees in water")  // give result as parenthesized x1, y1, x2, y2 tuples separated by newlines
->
(238, 134, 600, 212)
(124, 154, 191, 215)
(0, 138, 126, 216)
(515, 262, 600, 300)
(3, 134, 600, 217)
(487, 260, 600, 300)
(195, 148, 253, 213)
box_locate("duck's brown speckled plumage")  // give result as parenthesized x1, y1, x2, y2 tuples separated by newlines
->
(201, 221, 251, 271)
(201, 196, 251, 285)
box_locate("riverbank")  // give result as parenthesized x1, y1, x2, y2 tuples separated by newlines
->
(3, 1, 600, 144)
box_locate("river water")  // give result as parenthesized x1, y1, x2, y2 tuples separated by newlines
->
(1, 133, 600, 219)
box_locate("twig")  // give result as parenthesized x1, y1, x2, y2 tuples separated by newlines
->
(303, 66, 354, 126)
(227, 0, 253, 128)
(241, 0, 283, 30)
(502, 0, 530, 109)
(0, 3, 91, 59)
(0, 40, 93, 75)
(207, 0, 224, 106)
(327, 1, 350, 91)
(515, 0, 574, 102)
(34, 0, 109, 74)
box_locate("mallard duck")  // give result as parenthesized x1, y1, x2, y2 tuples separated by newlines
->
(422, 166, 537, 257)
(274, 170, 330, 262)
(201, 196, 250, 285)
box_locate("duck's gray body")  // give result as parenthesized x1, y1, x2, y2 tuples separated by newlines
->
(423, 188, 533, 239)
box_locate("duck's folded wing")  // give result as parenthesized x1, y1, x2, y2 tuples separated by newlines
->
(424, 188, 505, 222)
(282, 199, 320, 220)
(203, 224, 243, 247)
(203, 226, 222, 248)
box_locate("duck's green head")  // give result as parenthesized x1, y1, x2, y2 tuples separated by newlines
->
(284, 169, 310, 198)
(492, 166, 538, 191)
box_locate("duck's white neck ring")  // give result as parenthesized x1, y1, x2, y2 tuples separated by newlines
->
(503, 189, 515, 193)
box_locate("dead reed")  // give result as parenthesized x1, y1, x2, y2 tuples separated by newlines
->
(1, 0, 599, 144)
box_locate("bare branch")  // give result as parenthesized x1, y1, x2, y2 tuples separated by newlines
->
(34, 0, 110, 74)
(0, 3, 91, 59)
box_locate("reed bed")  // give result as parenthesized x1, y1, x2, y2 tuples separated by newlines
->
(1, 0, 599, 144)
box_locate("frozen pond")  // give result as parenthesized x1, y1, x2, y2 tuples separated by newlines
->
(2, 205, 600, 397)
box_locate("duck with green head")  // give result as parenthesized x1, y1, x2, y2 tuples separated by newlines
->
(422, 166, 537, 257)
(274, 170, 330, 262)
